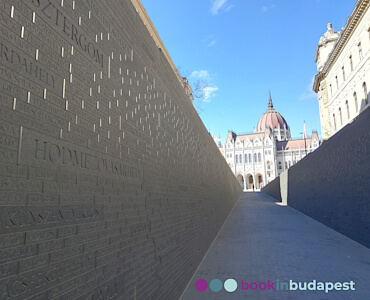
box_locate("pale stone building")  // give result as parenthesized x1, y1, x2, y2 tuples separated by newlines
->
(313, 0, 370, 141)
(218, 93, 320, 190)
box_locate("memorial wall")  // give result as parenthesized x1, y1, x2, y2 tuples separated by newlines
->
(0, 0, 242, 299)
(262, 108, 370, 248)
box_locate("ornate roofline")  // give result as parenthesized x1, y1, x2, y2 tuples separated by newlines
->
(313, 0, 370, 92)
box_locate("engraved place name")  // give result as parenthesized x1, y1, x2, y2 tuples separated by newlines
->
(0, 261, 18, 280)
(0, 192, 27, 206)
(1, 68, 43, 97)
(0, 252, 95, 299)
(1, 206, 103, 233)
(0, 162, 27, 179)
(18, 253, 49, 273)
(30, 0, 104, 68)
(0, 244, 38, 264)
(28, 138, 142, 180)
(0, 43, 56, 88)
(25, 228, 57, 244)
(50, 245, 83, 263)
(0, 178, 41, 192)
(0, 232, 24, 249)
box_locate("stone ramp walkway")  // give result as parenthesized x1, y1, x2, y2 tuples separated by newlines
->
(180, 192, 370, 300)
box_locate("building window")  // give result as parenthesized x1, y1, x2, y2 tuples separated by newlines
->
(354, 92, 358, 113)
(363, 82, 368, 105)
(342, 66, 345, 81)
(339, 107, 342, 125)
(239, 154, 242, 164)
(249, 154, 252, 163)
(285, 162, 288, 169)
(358, 42, 363, 60)
(335, 76, 338, 89)
(236, 155, 238, 164)
(349, 55, 353, 71)
(258, 153, 261, 162)
(245, 154, 247, 163)
(254, 153, 257, 163)
(333, 114, 336, 130)
(267, 161, 271, 170)
(346, 100, 350, 120)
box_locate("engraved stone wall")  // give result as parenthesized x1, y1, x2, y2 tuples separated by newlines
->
(0, 1, 242, 299)
(262, 108, 370, 248)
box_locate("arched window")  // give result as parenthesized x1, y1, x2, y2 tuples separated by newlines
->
(333, 114, 336, 130)
(254, 153, 257, 162)
(245, 154, 247, 163)
(354, 92, 358, 113)
(363, 82, 368, 105)
(258, 153, 261, 162)
(239, 154, 242, 164)
(346, 100, 350, 120)
(249, 154, 252, 163)
(339, 107, 342, 125)
(236, 155, 238, 164)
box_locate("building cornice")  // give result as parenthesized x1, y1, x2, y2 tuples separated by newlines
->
(313, 0, 370, 92)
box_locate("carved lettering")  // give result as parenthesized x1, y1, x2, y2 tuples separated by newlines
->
(29, 0, 104, 67)
(0, 43, 56, 88)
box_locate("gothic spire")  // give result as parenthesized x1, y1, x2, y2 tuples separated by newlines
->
(268, 89, 273, 109)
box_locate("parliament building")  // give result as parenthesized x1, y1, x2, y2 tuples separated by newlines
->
(218, 93, 320, 190)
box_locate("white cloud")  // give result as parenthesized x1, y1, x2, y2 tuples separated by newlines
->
(189, 70, 218, 102)
(262, 4, 276, 12)
(225, 5, 234, 12)
(203, 86, 219, 102)
(190, 70, 211, 79)
(210, 0, 228, 15)
(208, 39, 216, 47)
(299, 76, 317, 100)
(203, 35, 217, 47)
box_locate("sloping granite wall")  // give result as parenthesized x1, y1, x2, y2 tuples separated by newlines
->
(0, 1, 241, 298)
(262, 108, 370, 248)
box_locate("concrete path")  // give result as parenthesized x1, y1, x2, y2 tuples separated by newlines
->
(180, 192, 370, 300)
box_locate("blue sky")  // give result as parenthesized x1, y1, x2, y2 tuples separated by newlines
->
(140, 0, 355, 141)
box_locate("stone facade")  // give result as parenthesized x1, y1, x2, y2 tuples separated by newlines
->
(0, 0, 241, 299)
(313, 0, 370, 140)
(219, 93, 320, 190)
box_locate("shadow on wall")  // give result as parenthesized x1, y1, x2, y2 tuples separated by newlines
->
(262, 107, 370, 248)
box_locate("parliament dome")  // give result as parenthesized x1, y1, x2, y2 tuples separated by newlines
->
(255, 92, 289, 133)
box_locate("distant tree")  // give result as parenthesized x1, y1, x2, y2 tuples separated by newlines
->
(177, 66, 209, 113)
